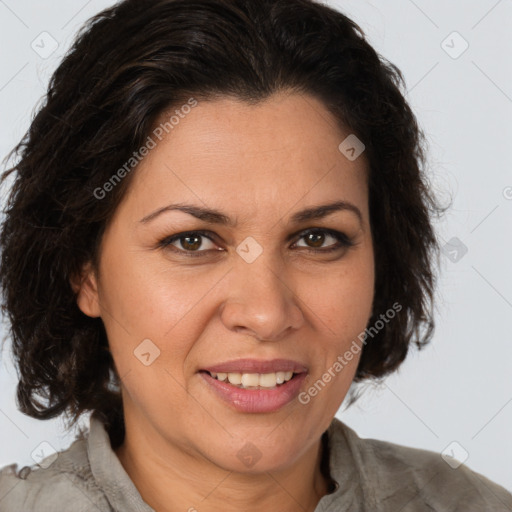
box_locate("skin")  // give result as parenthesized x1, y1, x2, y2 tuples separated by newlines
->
(72, 90, 375, 512)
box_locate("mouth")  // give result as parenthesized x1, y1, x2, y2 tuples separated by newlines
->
(199, 369, 302, 390)
(198, 360, 308, 413)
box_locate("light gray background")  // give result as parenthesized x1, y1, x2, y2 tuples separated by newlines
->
(0, 0, 511, 494)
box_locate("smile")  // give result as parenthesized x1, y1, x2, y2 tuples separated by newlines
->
(207, 370, 296, 389)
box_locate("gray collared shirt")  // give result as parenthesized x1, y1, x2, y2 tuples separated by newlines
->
(1, 413, 511, 511)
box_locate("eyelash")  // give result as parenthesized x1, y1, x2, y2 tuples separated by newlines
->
(158, 228, 355, 258)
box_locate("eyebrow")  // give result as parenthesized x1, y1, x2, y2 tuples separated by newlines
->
(138, 200, 363, 227)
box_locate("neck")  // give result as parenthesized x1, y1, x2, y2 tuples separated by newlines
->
(114, 416, 330, 512)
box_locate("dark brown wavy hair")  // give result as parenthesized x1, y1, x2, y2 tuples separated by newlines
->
(0, 0, 448, 447)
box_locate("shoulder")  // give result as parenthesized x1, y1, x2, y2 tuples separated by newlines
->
(0, 433, 111, 512)
(329, 418, 512, 511)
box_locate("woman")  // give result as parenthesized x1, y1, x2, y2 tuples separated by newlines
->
(0, 0, 510, 510)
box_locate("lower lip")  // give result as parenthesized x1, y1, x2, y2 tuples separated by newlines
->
(199, 371, 307, 413)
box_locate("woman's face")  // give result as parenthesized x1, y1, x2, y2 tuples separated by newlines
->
(76, 91, 374, 473)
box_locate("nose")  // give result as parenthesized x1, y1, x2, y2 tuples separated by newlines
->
(219, 256, 305, 342)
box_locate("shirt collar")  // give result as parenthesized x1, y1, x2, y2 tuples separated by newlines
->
(315, 417, 365, 509)
(87, 412, 155, 512)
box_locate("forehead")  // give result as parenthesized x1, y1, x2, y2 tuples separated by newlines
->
(120, 92, 369, 225)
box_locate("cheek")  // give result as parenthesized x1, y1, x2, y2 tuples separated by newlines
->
(98, 247, 221, 379)
(98, 261, 209, 414)
(98, 241, 204, 334)
(296, 262, 373, 416)
(300, 255, 374, 339)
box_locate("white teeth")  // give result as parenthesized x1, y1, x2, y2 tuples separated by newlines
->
(209, 371, 295, 389)
(241, 373, 259, 387)
(259, 373, 278, 387)
(227, 372, 242, 385)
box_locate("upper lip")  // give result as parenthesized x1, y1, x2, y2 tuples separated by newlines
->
(201, 358, 308, 374)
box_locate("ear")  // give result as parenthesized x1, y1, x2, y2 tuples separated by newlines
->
(69, 261, 101, 318)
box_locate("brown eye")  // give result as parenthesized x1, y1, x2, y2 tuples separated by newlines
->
(159, 230, 219, 257)
(294, 229, 354, 252)
(303, 231, 327, 248)
(177, 234, 205, 251)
